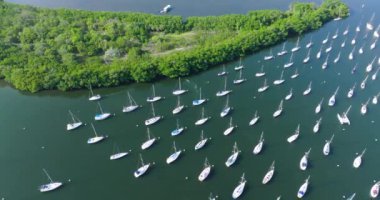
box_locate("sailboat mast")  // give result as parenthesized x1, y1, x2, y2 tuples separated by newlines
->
(151, 103, 156, 117)
(98, 102, 104, 114)
(42, 168, 54, 183)
(91, 123, 98, 137)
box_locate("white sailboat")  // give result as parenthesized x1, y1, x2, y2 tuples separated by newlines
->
(194, 130, 209, 150)
(39, 169, 63, 192)
(198, 157, 212, 182)
(348, 46, 355, 60)
(262, 161, 275, 184)
(141, 128, 157, 150)
(122, 92, 141, 113)
(224, 117, 237, 136)
(343, 25, 349, 35)
(233, 68, 246, 84)
(351, 33, 357, 45)
(291, 37, 301, 52)
(341, 38, 346, 48)
(134, 154, 151, 178)
(333, 51, 341, 63)
(316, 45, 323, 59)
(347, 193, 356, 200)
(285, 88, 293, 100)
(172, 95, 185, 114)
(315, 98, 323, 114)
(253, 132, 264, 155)
(358, 43, 365, 54)
(322, 54, 329, 69)
(322, 32, 330, 44)
(303, 49, 311, 63)
(372, 92, 380, 104)
(192, 87, 207, 106)
(366, 13, 375, 30)
(264, 48, 274, 60)
(173, 77, 188, 95)
(297, 176, 310, 198)
(110, 144, 129, 160)
(273, 100, 283, 118)
(258, 79, 269, 92)
(291, 68, 299, 79)
(299, 148, 311, 171)
(347, 83, 356, 98)
(323, 134, 334, 156)
(328, 86, 340, 106)
(94, 102, 111, 121)
(273, 70, 285, 85)
(360, 98, 370, 115)
(225, 142, 240, 167)
(195, 107, 210, 125)
(249, 110, 260, 126)
(87, 123, 105, 144)
(171, 119, 185, 136)
(372, 67, 380, 80)
(287, 124, 300, 143)
(145, 102, 162, 126)
(232, 173, 247, 199)
(366, 56, 377, 72)
(166, 141, 182, 164)
(332, 28, 339, 39)
(313, 117, 322, 133)
(337, 105, 352, 125)
(303, 81, 312, 95)
(353, 148, 366, 168)
(234, 58, 244, 70)
(277, 42, 288, 56)
(216, 77, 232, 96)
(306, 36, 313, 48)
(360, 75, 369, 90)
(325, 41, 333, 53)
(370, 181, 380, 198)
(284, 52, 294, 68)
(355, 22, 361, 32)
(88, 84, 101, 101)
(370, 38, 377, 50)
(255, 65, 266, 77)
(217, 65, 228, 76)
(220, 95, 232, 117)
(147, 84, 163, 102)
(66, 110, 83, 131)
(351, 63, 358, 74)
(374, 25, 380, 38)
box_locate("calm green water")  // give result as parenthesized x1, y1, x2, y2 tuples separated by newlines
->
(1, 0, 380, 199)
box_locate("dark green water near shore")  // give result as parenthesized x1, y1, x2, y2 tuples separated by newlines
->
(1, 0, 380, 199)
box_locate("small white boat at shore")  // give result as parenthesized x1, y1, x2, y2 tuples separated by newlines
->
(160, 5, 172, 13)
(262, 161, 275, 184)
(145, 103, 162, 126)
(172, 77, 188, 95)
(198, 157, 212, 182)
(94, 102, 112, 121)
(353, 148, 366, 168)
(249, 110, 260, 126)
(300, 148, 311, 171)
(39, 169, 63, 192)
(66, 110, 83, 131)
(273, 100, 283, 118)
(232, 173, 247, 199)
(141, 128, 157, 150)
(315, 98, 323, 114)
(166, 141, 182, 164)
(323, 134, 334, 156)
(194, 131, 209, 150)
(195, 107, 211, 125)
(337, 105, 351, 125)
(287, 124, 300, 143)
(297, 176, 310, 198)
(273, 70, 285, 85)
(134, 154, 151, 178)
(87, 123, 105, 144)
(224, 117, 237, 136)
(313, 117, 322, 133)
(370, 181, 380, 198)
(258, 79, 269, 92)
(303, 81, 312, 96)
(253, 132, 264, 155)
(225, 142, 240, 167)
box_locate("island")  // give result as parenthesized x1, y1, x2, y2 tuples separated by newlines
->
(0, 0, 349, 92)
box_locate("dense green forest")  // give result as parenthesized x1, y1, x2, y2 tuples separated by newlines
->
(0, 0, 349, 92)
